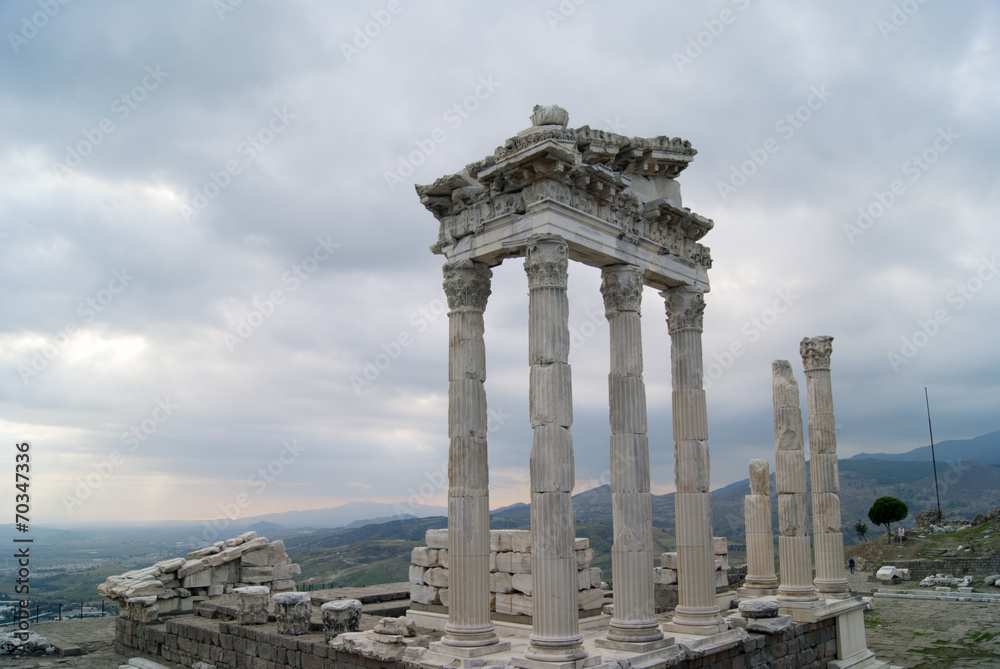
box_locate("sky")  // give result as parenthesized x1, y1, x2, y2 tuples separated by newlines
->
(2, 1, 998, 528)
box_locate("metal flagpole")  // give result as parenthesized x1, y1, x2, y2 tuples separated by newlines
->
(924, 387, 942, 523)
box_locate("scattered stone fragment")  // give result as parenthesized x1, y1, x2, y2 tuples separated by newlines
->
(738, 599, 780, 619)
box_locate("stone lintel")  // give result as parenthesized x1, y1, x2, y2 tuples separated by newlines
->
(441, 200, 709, 293)
(594, 643, 686, 669)
(428, 640, 512, 658)
(673, 628, 749, 658)
(812, 595, 867, 621)
(512, 653, 606, 669)
(777, 597, 828, 622)
(594, 636, 674, 653)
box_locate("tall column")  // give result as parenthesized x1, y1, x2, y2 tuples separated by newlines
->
(661, 287, 726, 636)
(801, 336, 850, 598)
(523, 235, 586, 663)
(772, 360, 819, 610)
(739, 459, 778, 596)
(599, 265, 665, 648)
(439, 260, 499, 650)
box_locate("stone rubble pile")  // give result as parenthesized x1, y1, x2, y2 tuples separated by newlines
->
(409, 529, 605, 616)
(918, 573, 973, 588)
(98, 531, 300, 623)
(0, 631, 56, 656)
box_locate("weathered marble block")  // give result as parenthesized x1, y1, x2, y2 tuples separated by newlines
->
(273, 592, 311, 635)
(234, 585, 269, 625)
(322, 599, 361, 641)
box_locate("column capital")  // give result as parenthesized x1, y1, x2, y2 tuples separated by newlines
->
(661, 286, 706, 333)
(600, 264, 644, 317)
(524, 234, 568, 290)
(800, 335, 833, 371)
(443, 260, 492, 312)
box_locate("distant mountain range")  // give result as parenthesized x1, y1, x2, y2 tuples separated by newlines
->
(169, 431, 999, 540)
(486, 431, 1000, 544)
(850, 431, 1000, 465)
(228, 500, 446, 531)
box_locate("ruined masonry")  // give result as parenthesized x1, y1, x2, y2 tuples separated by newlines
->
(409, 529, 605, 618)
(98, 531, 299, 623)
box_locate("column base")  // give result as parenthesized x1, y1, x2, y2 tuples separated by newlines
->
(603, 621, 665, 646)
(662, 606, 726, 636)
(737, 585, 778, 598)
(515, 651, 601, 669)
(595, 635, 673, 653)
(441, 624, 501, 649)
(815, 579, 852, 599)
(429, 640, 511, 658)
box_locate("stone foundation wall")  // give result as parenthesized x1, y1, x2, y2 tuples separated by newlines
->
(115, 616, 398, 669)
(872, 555, 1000, 580)
(409, 529, 605, 616)
(116, 611, 839, 669)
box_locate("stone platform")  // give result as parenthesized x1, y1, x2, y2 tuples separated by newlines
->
(111, 598, 857, 669)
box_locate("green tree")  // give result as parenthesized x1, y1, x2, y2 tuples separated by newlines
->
(854, 519, 869, 542)
(868, 496, 908, 544)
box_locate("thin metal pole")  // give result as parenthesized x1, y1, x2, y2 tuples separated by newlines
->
(924, 387, 942, 522)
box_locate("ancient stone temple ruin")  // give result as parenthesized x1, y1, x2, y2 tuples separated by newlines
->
(105, 106, 896, 669)
(410, 104, 725, 667)
(405, 107, 894, 669)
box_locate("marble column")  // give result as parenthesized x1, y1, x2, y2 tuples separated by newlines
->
(801, 336, 850, 598)
(523, 234, 586, 663)
(740, 459, 778, 596)
(661, 287, 726, 636)
(599, 265, 665, 648)
(772, 360, 819, 607)
(440, 260, 499, 650)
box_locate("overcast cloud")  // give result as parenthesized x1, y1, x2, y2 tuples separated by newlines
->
(2, 1, 997, 526)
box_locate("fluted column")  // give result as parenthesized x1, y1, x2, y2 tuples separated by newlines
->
(740, 459, 778, 596)
(772, 360, 819, 608)
(600, 265, 664, 647)
(661, 287, 726, 636)
(523, 235, 586, 663)
(440, 260, 499, 649)
(801, 336, 850, 598)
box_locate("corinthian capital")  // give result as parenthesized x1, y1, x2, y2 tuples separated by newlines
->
(800, 336, 834, 371)
(524, 234, 569, 290)
(661, 286, 706, 333)
(600, 265, 644, 317)
(443, 260, 492, 312)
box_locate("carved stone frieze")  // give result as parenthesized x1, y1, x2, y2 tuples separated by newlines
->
(800, 336, 834, 370)
(524, 235, 569, 290)
(443, 261, 492, 312)
(663, 288, 706, 333)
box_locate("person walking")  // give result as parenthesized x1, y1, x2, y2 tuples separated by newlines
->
(849, 557, 855, 574)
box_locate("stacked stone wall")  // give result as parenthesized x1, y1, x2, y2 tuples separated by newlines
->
(408, 529, 604, 617)
(116, 610, 838, 669)
(872, 555, 1000, 581)
(654, 536, 732, 612)
(99, 532, 299, 622)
